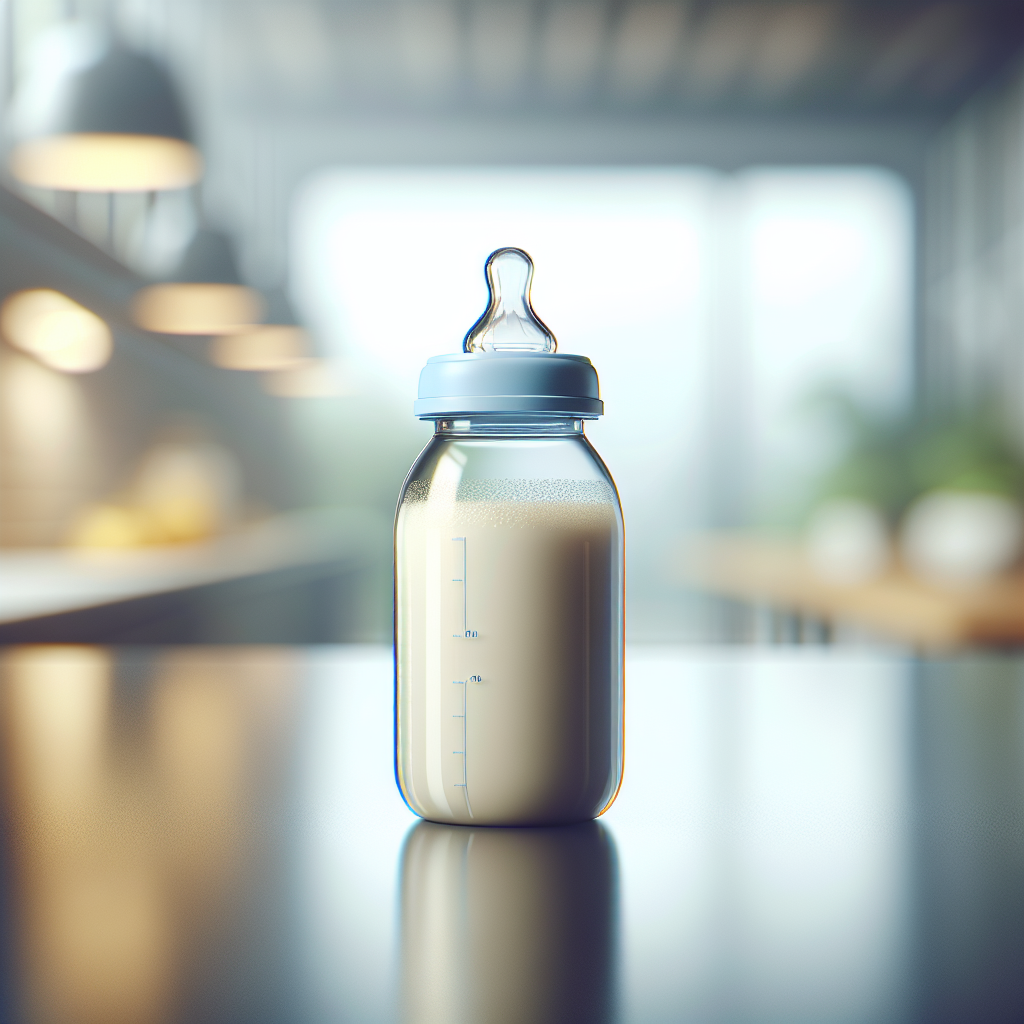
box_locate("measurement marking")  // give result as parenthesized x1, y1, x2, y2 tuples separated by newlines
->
(452, 536, 467, 634)
(460, 670, 473, 818)
(450, 539, 473, 818)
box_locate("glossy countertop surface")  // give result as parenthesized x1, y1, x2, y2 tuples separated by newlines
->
(1, 646, 1022, 1024)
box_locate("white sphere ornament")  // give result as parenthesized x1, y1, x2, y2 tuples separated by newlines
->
(805, 499, 890, 585)
(900, 491, 1024, 584)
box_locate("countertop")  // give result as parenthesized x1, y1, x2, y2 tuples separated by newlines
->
(0, 508, 383, 625)
(1, 645, 1022, 1023)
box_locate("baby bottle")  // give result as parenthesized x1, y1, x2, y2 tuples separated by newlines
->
(394, 248, 624, 826)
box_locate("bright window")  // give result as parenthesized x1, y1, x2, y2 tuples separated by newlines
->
(292, 167, 912, 637)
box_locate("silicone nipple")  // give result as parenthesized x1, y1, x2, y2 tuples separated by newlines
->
(463, 248, 557, 353)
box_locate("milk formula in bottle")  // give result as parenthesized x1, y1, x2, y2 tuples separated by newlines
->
(395, 248, 623, 826)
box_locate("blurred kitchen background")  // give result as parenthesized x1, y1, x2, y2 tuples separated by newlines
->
(1, 0, 1023, 647)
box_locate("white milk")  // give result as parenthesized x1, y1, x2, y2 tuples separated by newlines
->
(396, 477, 622, 826)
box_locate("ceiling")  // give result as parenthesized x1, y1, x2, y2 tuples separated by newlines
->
(207, 0, 1024, 118)
(7, 0, 1024, 287)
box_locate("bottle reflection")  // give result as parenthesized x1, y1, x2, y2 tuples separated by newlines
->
(400, 820, 619, 1024)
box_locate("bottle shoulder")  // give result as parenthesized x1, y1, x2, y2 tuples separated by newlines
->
(403, 434, 616, 488)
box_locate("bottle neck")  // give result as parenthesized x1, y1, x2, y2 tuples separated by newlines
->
(434, 414, 587, 437)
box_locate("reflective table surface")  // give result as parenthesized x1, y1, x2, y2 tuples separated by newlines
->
(2, 646, 1023, 1024)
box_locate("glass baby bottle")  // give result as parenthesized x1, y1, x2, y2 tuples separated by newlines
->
(394, 247, 624, 826)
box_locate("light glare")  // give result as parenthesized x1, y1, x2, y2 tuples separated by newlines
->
(262, 359, 348, 398)
(210, 325, 309, 370)
(1, 289, 113, 373)
(10, 133, 203, 192)
(133, 283, 265, 335)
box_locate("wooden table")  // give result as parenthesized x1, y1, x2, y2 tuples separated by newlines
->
(678, 533, 1024, 650)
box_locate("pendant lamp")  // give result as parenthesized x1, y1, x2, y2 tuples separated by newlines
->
(262, 359, 350, 398)
(8, 25, 202, 192)
(209, 289, 311, 370)
(132, 229, 265, 335)
(210, 287, 349, 397)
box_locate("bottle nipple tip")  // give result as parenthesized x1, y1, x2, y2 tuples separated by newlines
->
(463, 247, 557, 354)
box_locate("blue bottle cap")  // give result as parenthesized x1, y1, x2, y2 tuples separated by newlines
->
(414, 248, 603, 419)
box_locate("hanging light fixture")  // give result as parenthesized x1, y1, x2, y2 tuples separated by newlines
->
(7, 24, 202, 193)
(209, 289, 311, 370)
(210, 287, 349, 396)
(262, 360, 349, 398)
(132, 228, 265, 335)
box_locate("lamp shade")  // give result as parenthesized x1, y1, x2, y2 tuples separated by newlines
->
(132, 229, 264, 335)
(172, 229, 242, 284)
(8, 28, 202, 192)
(261, 288, 301, 327)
